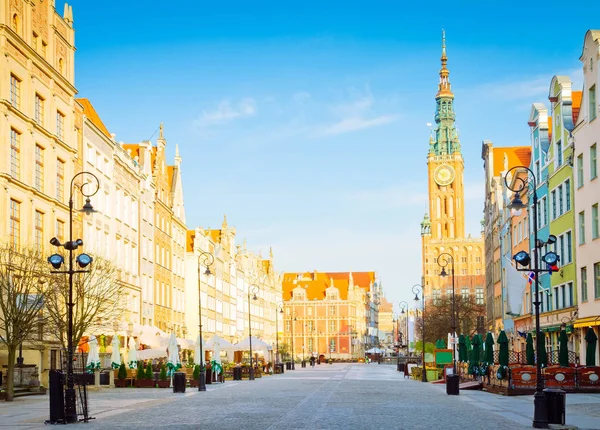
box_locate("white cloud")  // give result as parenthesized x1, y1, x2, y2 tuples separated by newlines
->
(318, 114, 400, 136)
(194, 98, 257, 127)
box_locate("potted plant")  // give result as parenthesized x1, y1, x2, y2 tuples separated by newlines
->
(157, 365, 169, 388)
(146, 362, 155, 387)
(115, 362, 127, 388)
(189, 364, 201, 387)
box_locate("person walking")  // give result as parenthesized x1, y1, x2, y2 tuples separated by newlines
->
(310, 356, 315, 367)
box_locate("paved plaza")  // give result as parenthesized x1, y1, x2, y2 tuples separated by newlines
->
(1, 364, 600, 429)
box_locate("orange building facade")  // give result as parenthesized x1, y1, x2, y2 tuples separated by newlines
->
(282, 271, 376, 361)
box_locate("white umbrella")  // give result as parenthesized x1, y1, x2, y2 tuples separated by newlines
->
(127, 337, 138, 369)
(205, 334, 233, 350)
(194, 334, 205, 365)
(85, 335, 101, 372)
(166, 333, 181, 375)
(110, 334, 121, 369)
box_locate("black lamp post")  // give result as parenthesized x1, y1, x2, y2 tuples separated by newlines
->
(47, 171, 99, 424)
(399, 301, 409, 359)
(412, 284, 427, 383)
(438, 252, 457, 375)
(248, 284, 259, 380)
(290, 310, 297, 370)
(505, 165, 560, 429)
(196, 250, 214, 392)
(276, 301, 283, 364)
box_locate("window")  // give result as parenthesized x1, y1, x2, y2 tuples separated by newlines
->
(308, 338, 314, 352)
(593, 204, 599, 239)
(35, 211, 44, 251)
(557, 140, 563, 166)
(10, 74, 20, 108)
(577, 154, 584, 187)
(329, 338, 336, 352)
(56, 220, 64, 243)
(591, 144, 598, 180)
(565, 179, 571, 211)
(329, 305, 336, 316)
(461, 287, 469, 302)
(10, 128, 20, 179)
(11, 14, 19, 33)
(56, 111, 65, 140)
(542, 197, 548, 226)
(536, 161, 541, 182)
(551, 190, 557, 219)
(567, 282, 573, 308)
(475, 288, 484, 305)
(590, 85, 597, 121)
(41, 41, 47, 58)
(579, 211, 586, 245)
(10, 199, 20, 250)
(595, 263, 600, 299)
(35, 145, 44, 192)
(558, 185, 564, 216)
(329, 321, 335, 332)
(35, 94, 44, 125)
(581, 267, 588, 302)
(433, 289, 441, 305)
(554, 287, 560, 310)
(56, 159, 64, 201)
(566, 231, 572, 264)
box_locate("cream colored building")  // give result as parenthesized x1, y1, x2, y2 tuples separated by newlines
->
(573, 30, 600, 365)
(184, 217, 282, 359)
(0, 1, 80, 380)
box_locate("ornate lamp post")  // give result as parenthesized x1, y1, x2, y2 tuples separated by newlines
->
(438, 252, 457, 375)
(505, 165, 560, 429)
(412, 284, 427, 383)
(399, 301, 409, 359)
(275, 301, 283, 364)
(248, 284, 259, 380)
(196, 250, 214, 391)
(47, 171, 99, 423)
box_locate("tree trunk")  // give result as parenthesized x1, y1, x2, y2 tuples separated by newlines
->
(5, 346, 16, 402)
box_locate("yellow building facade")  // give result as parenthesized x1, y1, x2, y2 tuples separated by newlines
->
(420, 33, 485, 312)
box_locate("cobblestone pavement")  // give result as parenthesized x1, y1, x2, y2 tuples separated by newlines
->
(2, 364, 600, 429)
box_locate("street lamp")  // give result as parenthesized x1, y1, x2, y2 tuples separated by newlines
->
(196, 250, 214, 392)
(290, 310, 297, 370)
(248, 284, 259, 380)
(399, 301, 409, 360)
(47, 171, 99, 424)
(413, 284, 427, 383)
(276, 301, 283, 364)
(438, 252, 457, 375)
(505, 165, 560, 429)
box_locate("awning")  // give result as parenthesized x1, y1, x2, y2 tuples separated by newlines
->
(574, 316, 600, 329)
(137, 348, 167, 360)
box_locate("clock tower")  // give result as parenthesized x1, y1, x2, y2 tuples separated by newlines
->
(420, 31, 485, 307)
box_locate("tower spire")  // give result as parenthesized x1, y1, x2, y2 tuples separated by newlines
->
(436, 29, 453, 99)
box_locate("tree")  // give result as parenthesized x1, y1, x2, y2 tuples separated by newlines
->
(277, 343, 290, 361)
(0, 245, 47, 401)
(43, 254, 125, 351)
(416, 295, 486, 344)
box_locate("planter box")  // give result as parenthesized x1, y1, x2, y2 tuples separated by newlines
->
(189, 379, 199, 388)
(135, 379, 155, 388)
(114, 379, 127, 388)
(157, 380, 170, 388)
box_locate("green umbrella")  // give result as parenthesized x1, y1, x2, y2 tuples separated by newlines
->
(497, 330, 509, 367)
(435, 338, 446, 349)
(469, 335, 481, 375)
(484, 332, 495, 364)
(585, 327, 597, 366)
(526, 333, 535, 365)
(558, 330, 569, 367)
(458, 334, 466, 362)
(465, 334, 472, 353)
(538, 334, 548, 368)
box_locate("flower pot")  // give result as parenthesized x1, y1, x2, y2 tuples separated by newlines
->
(189, 379, 199, 388)
(115, 379, 127, 388)
(157, 380, 170, 388)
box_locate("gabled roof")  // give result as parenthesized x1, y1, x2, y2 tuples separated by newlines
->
(491, 147, 531, 177)
(77, 98, 111, 139)
(282, 271, 375, 301)
(572, 91, 583, 125)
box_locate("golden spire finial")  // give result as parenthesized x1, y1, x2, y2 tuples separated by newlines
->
(436, 28, 453, 98)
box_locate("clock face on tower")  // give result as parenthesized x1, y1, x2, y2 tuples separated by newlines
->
(434, 164, 455, 186)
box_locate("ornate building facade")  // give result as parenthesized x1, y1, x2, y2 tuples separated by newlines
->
(420, 32, 485, 319)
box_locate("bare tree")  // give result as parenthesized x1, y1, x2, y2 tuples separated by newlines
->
(0, 245, 47, 401)
(416, 295, 486, 344)
(44, 254, 125, 351)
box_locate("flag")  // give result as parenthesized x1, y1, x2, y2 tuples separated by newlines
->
(527, 272, 535, 285)
(547, 263, 559, 273)
(517, 331, 527, 339)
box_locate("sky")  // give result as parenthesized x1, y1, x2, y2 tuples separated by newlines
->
(65, 0, 597, 312)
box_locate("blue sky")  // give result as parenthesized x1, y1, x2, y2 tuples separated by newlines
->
(67, 1, 595, 311)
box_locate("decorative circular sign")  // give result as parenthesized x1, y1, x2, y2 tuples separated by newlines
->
(555, 373, 565, 382)
(590, 373, 599, 382)
(522, 373, 532, 381)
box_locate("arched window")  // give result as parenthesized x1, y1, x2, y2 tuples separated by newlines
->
(449, 222, 454, 238)
(58, 58, 64, 74)
(448, 196, 454, 217)
(12, 14, 19, 33)
(436, 197, 441, 218)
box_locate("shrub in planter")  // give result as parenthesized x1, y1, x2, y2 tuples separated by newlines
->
(145, 363, 154, 380)
(115, 362, 127, 387)
(157, 365, 170, 388)
(189, 365, 201, 387)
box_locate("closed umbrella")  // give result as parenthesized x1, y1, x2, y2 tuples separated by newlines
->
(166, 333, 181, 375)
(526, 333, 535, 365)
(465, 334, 472, 353)
(110, 335, 121, 369)
(585, 327, 597, 366)
(469, 335, 481, 375)
(538, 334, 548, 368)
(85, 335, 101, 372)
(484, 332, 495, 364)
(497, 330, 509, 367)
(558, 330, 569, 367)
(127, 337, 138, 369)
(194, 334, 205, 366)
(458, 335, 466, 362)
(212, 339, 222, 378)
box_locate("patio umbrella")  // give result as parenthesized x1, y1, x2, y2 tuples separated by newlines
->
(85, 335, 101, 372)
(127, 336, 138, 369)
(458, 335, 466, 362)
(110, 335, 121, 369)
(526, 333, 535, 365)
(469, 335, 481, 375)
(166, 333, 181, 375)
(212, 339, 222, 377)
(465, 334, 472, 353)
(497, 330, 509, 367)
(484, 332, 495, 364)
(538, 334, 548, 368)
(194, 334, 205, 365)
(558, 330, 569, 367)
(585, 327, 597, 366)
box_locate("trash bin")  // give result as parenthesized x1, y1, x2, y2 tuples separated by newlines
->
(48, 370, 65, 423)
(398, 363, 406, 373)
(446, 374, 460, 395)
(286, 362, 291, 370)
(233, 367, 242, 381)
(301, 361, 306, 368)
(544, 388, 566, 425)
(173, 372, 186, 393)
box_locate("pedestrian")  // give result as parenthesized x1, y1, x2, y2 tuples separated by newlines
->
(310, 356, 315, 367)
